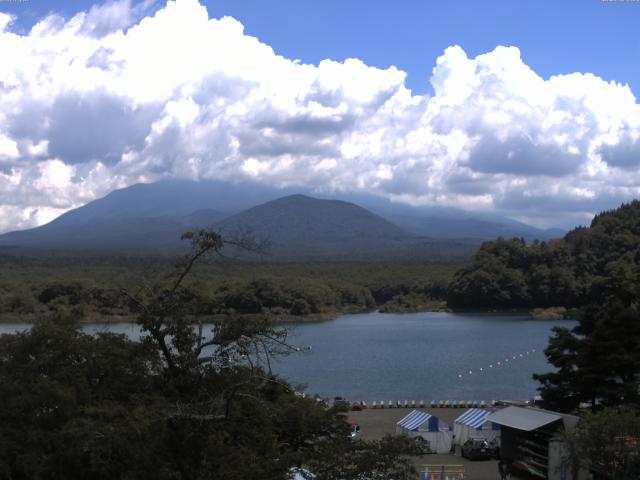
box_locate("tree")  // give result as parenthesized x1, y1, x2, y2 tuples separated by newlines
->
(305, 435, 426, 480)
(0, 315, 167, 480)
(561, 406, 640, 480)
(0, 230, 425, 479)
(534, 277, 640, 412)
(448, 201, 640, 310)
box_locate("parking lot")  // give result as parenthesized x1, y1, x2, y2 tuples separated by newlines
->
(348, 408, 500, 480)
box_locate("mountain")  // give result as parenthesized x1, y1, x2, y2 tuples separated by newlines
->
(0, 191, 479, 260)
(35, 180, 563, 241)
(214, 194, 424, 260)
(0, 213, 226, 253)
(336, 193, 565, 241)
(44, 179, 292, 228)
(218, 194, 410, 243)
(385, 213, 562, 241)
(0, 179, 565, 258)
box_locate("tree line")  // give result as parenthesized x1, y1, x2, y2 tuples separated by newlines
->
(0, 258, 454, 321)
(448, 200, 640, 310)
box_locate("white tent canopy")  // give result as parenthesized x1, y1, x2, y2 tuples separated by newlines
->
(453, 408, 501, 444)
(395, 410, 452, 454)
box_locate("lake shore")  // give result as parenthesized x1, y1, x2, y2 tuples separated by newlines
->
(0, 303, 550, 325)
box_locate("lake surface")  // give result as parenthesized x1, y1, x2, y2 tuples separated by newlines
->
(0, 311, 574, 402)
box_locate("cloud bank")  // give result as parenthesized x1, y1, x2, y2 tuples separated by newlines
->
(1, 0, 639, 232)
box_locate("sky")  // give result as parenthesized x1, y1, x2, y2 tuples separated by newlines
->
(0, 0, 639, 233)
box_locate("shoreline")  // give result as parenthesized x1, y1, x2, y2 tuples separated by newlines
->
(0, 307, 546, 325)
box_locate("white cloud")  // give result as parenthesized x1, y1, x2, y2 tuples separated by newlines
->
(0, 12, 13, 33)
(0, 134, 19, 162)
(0, 0, 639, 233)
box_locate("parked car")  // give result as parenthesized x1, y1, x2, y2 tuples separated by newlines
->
(461, 438, 493, 460)
(346, 420, 361, 438)
(331, 397, 351, 412)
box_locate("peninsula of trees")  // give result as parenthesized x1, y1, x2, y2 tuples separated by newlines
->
(448, 200, 640, 310)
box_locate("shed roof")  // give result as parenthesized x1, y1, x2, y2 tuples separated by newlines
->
(486, 406, 562, 431)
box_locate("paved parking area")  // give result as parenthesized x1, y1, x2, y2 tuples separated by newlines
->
(349, 408, 500, 480)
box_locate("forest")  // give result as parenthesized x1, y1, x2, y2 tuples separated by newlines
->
(3, 202, 640, 322)
(1, 206, 639, 477)
(0, 231, 426, 479)
(448, 200, 640, 310)
(0, 256, 455, 322)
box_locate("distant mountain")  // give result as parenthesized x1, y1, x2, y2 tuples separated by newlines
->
(45, 179, 291, 228)
(384, 213, 563, 241)
(0, 215, 224, 253)
(337, 193, 565, 241)
(214, 194, 425, 260)
(0, 179, 565, 259)
(39, 180, 564, 241)
(218, 194, 411, 243)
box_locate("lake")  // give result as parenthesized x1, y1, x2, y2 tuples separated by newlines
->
(0, 311, 574, 402)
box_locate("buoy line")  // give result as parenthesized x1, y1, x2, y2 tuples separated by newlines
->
(457, 348, 538, 379)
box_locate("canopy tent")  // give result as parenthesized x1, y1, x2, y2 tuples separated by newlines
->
(453, 408, 501, 444)
(395, 410, 452, 454)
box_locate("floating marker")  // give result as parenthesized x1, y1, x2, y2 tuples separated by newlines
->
(456, 346, 542, 380)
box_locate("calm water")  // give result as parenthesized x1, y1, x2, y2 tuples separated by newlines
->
(0, 311, 574, 402)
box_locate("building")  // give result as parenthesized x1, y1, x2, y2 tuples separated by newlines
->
(486, 406, 590, 480)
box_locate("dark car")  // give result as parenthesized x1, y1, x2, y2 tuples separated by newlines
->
(461, 438, 493, 460)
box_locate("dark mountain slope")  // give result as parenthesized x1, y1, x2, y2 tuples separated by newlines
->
(45, 179, 294, 228)
(0, 210, 227, 253)
(0, 179, 563, 259)
(29, 179, 563, 241)
(217, 194, 412, 243)
(215, 194, 428, 260)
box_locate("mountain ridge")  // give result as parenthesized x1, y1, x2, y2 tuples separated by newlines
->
(0, 180, 565, 259)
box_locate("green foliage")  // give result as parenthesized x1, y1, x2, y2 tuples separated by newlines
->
(0, 256, 459, 321)
(0, 232, 426, 479)
(562, 406, 640, 480)
(533, 281, 640, 412)
(448, 201, 640, 309)
(0, 317, 166, 480)
(306, 435, 425, 480)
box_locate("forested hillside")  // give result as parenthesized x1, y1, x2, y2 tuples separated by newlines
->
(448, 201, 640, 309)
(0, 257, 455, 321)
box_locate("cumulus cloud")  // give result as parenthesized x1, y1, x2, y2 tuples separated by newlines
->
(0, 0, 639, 233)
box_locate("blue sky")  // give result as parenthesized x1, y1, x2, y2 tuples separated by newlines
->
(3, 0, 639, 96)
(0, 0, 639, 232)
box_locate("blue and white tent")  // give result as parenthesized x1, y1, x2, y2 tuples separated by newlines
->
(453, 408, 501, 444)
(396, 410, 452, 454)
